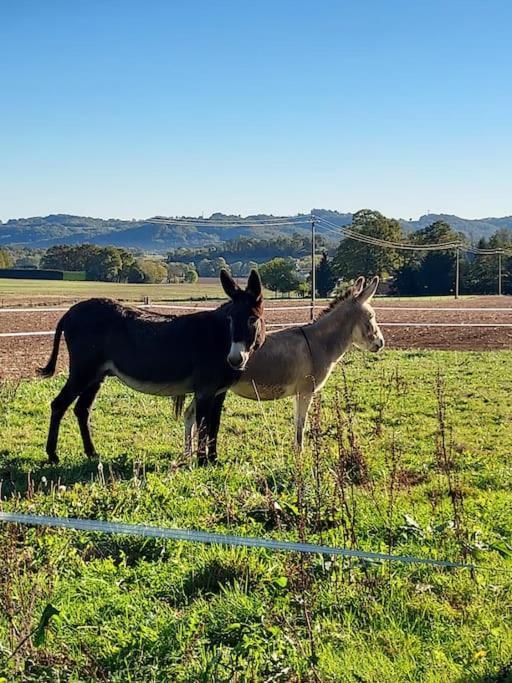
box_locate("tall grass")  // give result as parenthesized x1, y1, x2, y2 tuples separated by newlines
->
(1, 351, 512, 681)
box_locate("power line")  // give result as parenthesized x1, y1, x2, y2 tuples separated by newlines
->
(314, 216, 461, 252)
(464, 246, 510, 255)
(143, 216, 311, 229)
(313, 215, 512, 256)
(318, 221, 458, 251)
(148, 214, 308, 223)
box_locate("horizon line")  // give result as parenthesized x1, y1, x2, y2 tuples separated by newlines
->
(2, 209, 512, 224)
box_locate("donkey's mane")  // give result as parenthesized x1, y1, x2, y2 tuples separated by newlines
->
(316, 286, 354, 320)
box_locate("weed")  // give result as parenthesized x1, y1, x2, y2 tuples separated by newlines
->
(1, 351, 512, 681)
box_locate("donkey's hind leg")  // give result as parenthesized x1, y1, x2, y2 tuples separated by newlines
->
(74, 377, 105, 459)
(184, 399, 197, 458)
(46, 378, 83, 464)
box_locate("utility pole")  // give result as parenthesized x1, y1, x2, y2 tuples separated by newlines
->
(310, 216, 316, 321)
(455, 247, 460, 299)
(498, 250, 503, 296)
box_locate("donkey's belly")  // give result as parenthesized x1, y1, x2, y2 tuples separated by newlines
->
(233, 379, 295, 401)
(105, 363, 192, 397)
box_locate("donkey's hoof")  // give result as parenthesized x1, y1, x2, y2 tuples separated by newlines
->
(47, 454, 59, 465)
(86, 450, 100, 460)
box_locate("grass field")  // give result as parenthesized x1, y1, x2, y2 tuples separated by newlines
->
(1, 350, 512, 681)
(0, 278, 227, 304)
(0, 277, 480, 307)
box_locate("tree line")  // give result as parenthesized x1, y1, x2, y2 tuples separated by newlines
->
(249, 210, 512, 296)
(2, 211, 511, 294)
(322, 210, 512, 296)
(40, 245, 170, 284)
(168, 234, 320, 263)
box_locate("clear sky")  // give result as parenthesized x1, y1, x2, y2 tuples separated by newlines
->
(1, 0, 511, 222)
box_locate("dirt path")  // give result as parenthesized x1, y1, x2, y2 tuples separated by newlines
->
(1, 296, 512, 381)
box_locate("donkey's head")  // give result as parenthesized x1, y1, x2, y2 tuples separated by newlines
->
(348, 276, 385, 353)
(220, 269, 265, 370)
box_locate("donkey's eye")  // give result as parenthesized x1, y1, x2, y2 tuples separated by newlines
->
(248, 316, 258, 327)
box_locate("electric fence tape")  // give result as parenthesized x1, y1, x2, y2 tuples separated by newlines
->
(0, 511, 474, 570)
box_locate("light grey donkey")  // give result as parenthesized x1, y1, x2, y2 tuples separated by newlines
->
(176, 275, 385, 454)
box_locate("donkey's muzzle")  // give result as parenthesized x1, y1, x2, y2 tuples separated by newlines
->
(371, 338, 385, 353)
(227, 342, 250, 370)
(228, 358, 247, 370)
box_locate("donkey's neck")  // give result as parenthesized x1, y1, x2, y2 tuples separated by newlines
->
(308, 301, 355, 362)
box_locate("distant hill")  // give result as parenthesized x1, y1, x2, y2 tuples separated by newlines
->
(1, 210, 511, 251)
(0, 213, 314, 250)
(400, 213, 512, 242)
(314, 210, 512, 242)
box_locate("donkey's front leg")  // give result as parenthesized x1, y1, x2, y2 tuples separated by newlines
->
(195, 395, 213, 466)
(294, 392, 313, 452)
(206, 392, 227, 463)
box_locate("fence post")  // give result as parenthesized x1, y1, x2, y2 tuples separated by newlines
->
(498, 251, 502, 296)
(310, 216, 316, 321)
(455, 247, 460, 299)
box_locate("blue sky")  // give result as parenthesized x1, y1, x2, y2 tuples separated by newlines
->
(1, 0, 511, 221)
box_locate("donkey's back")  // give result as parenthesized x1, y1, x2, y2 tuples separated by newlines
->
(46, 297, 230, 389)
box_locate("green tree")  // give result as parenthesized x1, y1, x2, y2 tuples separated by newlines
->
(315, 251, 336, 297)
(127, 264, 145, 283)
(259, 258, 300, 294)
(86, 247, 123, 282)
(41, 245, 80, 271)
(184, 268, 198, 283)
(137, 259, 168, 283)
(196, 259, 214, 276)
(465, 229, 512, 295)
(167, 261, 189, 282)
(196, 257, 229, 277)
(14, 255, 39, 269)
(331, 209, 403, 281)
(297, 281, 310, 298)
(117, 249, 136, 281)
(393, 221, 463, 296)
(0, 248, 13, 268)
(230, 261, 244, 277)
(41, 244, 135, 281)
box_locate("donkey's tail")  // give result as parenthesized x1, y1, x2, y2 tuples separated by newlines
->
(172, 396, 186, 419)
(38, 316, 65, 378)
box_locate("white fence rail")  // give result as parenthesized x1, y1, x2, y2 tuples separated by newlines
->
(2, 300, 512, 339)
(3, 322, 512, 339)
(2, 304, 512, 314)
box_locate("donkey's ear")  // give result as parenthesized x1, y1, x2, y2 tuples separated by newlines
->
(357, 275, 380, 304)
(352, 276, 365, 298)
(246, 269, 263, 302)
(220, 269, 239, 299)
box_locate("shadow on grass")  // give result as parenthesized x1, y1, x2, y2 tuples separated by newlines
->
(466, 662, 512, 683)
(0, 450, 166, 499)
(180, 558, 244, 599)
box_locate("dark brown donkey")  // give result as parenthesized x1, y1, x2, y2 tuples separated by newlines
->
(38, 270, 265, 465)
